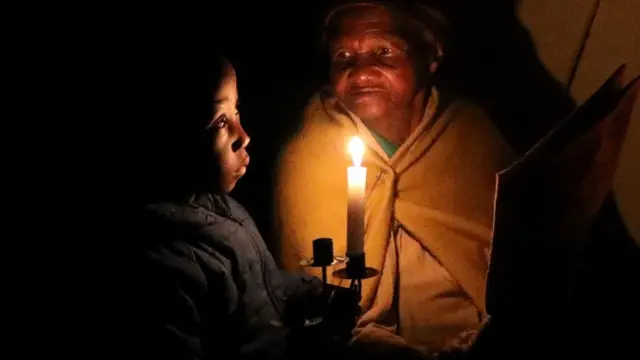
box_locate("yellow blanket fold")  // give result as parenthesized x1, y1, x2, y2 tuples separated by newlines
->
(274, 88, 515, 332)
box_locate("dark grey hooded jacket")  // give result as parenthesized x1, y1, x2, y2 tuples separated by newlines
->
(134, 193, 321, 360)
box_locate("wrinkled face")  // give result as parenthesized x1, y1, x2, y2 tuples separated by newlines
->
(328, 5, 419, 123)
(206, 62, 250, 193)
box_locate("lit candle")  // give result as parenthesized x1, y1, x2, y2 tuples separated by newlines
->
(347, 136, 366, 256)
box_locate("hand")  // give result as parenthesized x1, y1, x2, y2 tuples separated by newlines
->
(323, 284, 360, 314)
(320, 284, 361, 341)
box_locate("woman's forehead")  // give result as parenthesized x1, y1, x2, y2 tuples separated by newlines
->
(329, 5, 396, 34)
(330, 6, 393, 28)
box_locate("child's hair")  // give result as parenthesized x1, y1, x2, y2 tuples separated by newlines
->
(131, 33, 231, 203)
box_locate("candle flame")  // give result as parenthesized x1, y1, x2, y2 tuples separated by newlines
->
(348, 136, 365, 167)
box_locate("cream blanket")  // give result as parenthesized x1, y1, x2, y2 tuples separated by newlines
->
(274, 88, 515, 351)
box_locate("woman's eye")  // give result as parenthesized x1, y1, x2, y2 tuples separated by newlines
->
(334, 50, 351, 60)
(376, 47, 392, 56)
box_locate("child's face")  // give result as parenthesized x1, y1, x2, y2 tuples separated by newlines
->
(208, 62, 250, 193)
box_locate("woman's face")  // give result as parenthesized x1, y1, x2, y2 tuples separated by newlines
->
(206, 62, 250, 193)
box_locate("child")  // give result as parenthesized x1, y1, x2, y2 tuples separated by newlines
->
(133, 51, 358, 359)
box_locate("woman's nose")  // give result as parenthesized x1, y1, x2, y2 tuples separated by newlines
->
(348, 54, 379, 81)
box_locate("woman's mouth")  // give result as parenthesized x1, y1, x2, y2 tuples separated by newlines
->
(350, 87, 385, 95)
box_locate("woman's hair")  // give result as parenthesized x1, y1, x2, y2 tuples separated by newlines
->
(321, 0, 449, 64)
(319, 0, 449, 91)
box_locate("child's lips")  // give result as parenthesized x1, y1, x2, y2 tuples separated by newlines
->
(241, 155, 250, 167)
(234, 155, 250, 176)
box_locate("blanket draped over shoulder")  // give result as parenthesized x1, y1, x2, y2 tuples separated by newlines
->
(274, 88, 515, 351)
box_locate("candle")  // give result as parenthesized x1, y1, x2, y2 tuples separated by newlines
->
(347, 136, 366, 256)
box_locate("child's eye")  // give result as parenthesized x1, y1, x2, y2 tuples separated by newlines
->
(214, 115, 229, 129)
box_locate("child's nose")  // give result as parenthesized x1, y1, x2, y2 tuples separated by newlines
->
(232, 124, 250, 152)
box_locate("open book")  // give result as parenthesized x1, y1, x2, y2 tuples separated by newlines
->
(485, 64, 639, 318)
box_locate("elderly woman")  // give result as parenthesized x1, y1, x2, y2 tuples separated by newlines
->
(273, 1, 516, 356)
(274, 0, 640, 358)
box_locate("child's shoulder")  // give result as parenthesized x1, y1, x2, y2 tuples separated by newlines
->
(139, 194, 259, 252)
(138, 201, 232, 271)
(223, 195, 249, 216)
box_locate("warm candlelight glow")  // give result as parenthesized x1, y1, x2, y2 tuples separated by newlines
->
(348, 136, 365, 167)
(347, 136, 366, 256)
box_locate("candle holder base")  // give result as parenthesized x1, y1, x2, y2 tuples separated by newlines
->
(300, 256, 346, 285)
(299, 256, 347, 267)
(332, 253, 379, 297)
(331, 267, 379, 280)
